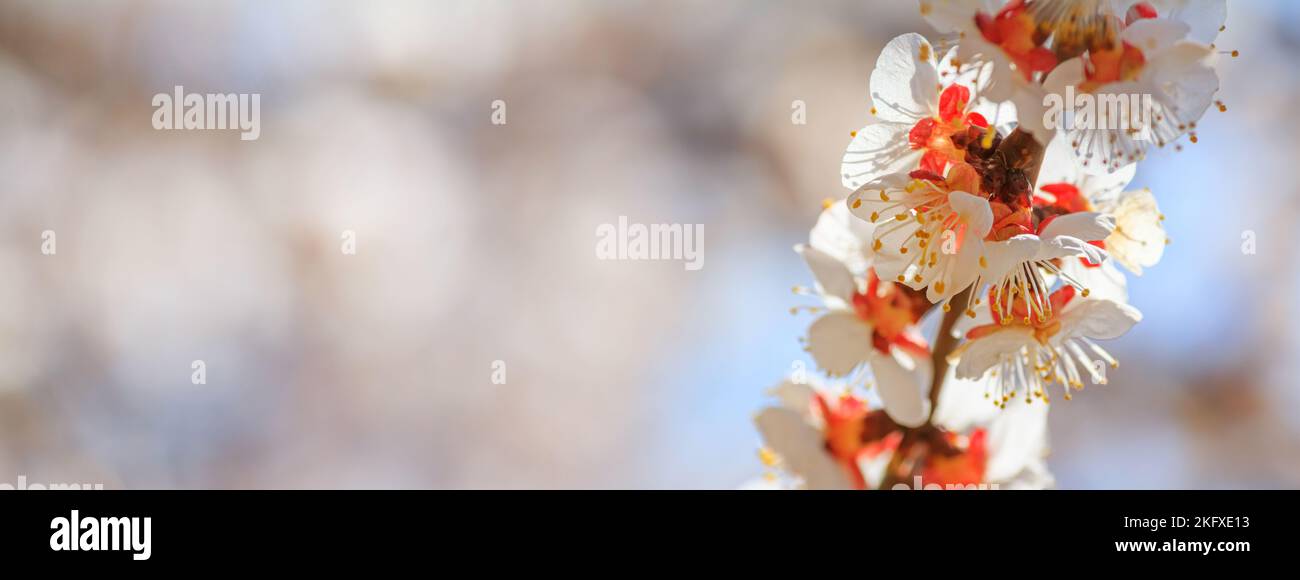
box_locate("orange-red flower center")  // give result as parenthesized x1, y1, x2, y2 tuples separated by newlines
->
(1034, 183, 1106, 267)
(851, 270, 930, 357)
(813, 393, 870, 489)
(1082, 41, 1146, 92)
(908, 84, 989, 176)
(969, 285, 1076, 344)
(975, 0, 1058, 80)
(920, 429, 989, 487)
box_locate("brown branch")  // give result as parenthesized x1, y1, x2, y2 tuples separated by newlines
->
(1000, 127, 1047, 189)
(927, 288, 970, 421)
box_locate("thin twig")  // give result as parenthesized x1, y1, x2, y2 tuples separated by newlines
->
(926, 288, 970, 421)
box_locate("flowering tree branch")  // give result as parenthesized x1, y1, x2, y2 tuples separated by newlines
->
(757, 0, 1219, 490)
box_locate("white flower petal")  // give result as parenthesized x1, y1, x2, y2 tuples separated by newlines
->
(870, 349, 931, 428)
(872, 250, 916, 285)
(797, 244, 858, 304)
(982, 236, 1042, 281)
(766, 379, 818, 417)
(1008, 82, 1051, 140)
(1140, 42, 1217, 142)
(1122, 17, 1191, 55)
(984, 395, 1050, 484)
(972, 39, 1020, 103)
(1061, 258, 1129, 303)
(1143, 0, 1227, 44)
(942, 47, 995, 95)
(809, 199, 875, 275)
(845, 177, 914, 224)
(807, 311, 874, 377)
(1040, 211, 1115, 242)
(841, 123, 923, 189)
(1086, 159, 1138, 201)
(1107, 189, 1166, 274)
(869, 33, 940, 123)
(754, 408, 853, 490)
(1038, 235, 1109, 264)
(1036, 132, 1086, 190)
(1039, 134, 1138, 204)
(948, 190, 994, 238)
(970, 94, 1018, 133)
(928, 235, 984, 303)
(933, 364, 999, 432)
(1059, 298, 1142, 340)
(954, 326, 1035, 380)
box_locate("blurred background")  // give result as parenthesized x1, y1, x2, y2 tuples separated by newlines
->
(0, 0, 1296, 489)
